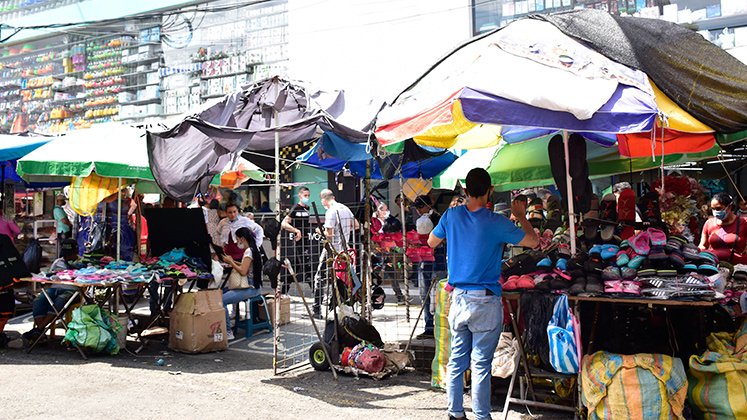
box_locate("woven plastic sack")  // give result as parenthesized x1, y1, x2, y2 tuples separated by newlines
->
(63, 304, 122, 355)
(492, 332, 519, 378)
(688, 320, 747, 419)
(582, 352, 688, 420)
(431, 279, 452, 389)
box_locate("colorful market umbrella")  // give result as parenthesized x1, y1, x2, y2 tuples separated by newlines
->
(17, 123, 153, 260)
(297, 131, 458, 180)
(17, 123, 153, 183)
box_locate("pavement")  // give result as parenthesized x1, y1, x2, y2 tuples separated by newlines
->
(0, 283, 574, 420)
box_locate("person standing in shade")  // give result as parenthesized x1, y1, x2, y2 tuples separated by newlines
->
(413, 195, 440, 337)
(428, 168, 538, 420)
(312, 189, 359, 318)
(281, 187, 313, 288)
(53, 195, 72, 257)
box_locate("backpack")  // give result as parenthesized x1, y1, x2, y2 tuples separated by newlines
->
(22, 239, 42, 274)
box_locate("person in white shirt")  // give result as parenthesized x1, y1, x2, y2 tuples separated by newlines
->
(311, 189, 360, 318)
(218, 203, 264, 261)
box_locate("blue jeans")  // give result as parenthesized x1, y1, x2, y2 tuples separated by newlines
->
(447, 289, 503, 420)
(222, 288, 260, 328)
(33, 287, 77, 317)
(418, 262, 434, 332)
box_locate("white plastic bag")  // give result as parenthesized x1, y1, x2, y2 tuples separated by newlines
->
(210, 260, 224, 289)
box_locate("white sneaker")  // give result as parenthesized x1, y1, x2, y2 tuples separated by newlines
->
(226, 330, 235, 341)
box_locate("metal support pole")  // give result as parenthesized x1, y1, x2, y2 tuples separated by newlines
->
(116, 178, 122, 261)
(399, 177, 410, 322)
(362, 159, 372, 321)
(562, 131, 577, 256)
(273, 108, 281, 376)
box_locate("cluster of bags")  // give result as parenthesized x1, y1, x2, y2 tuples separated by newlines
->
(341, 342, 386, 374)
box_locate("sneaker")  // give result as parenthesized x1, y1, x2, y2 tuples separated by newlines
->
(416, 331, 434, 340)
(226, 329, 235, 341)
(448, 415, 467, 420)
(397, 297, 412, 305)
(312, 311, 324, 320)
(22, 328, 45, 344)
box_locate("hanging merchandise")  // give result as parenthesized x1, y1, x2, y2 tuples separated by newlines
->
(547, 295, 579, 374)
(69, 173, 127, 216)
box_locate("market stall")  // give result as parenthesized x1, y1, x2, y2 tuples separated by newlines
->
(374, 8, 747, 419)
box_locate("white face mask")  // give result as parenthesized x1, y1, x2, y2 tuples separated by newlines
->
(380, 211, 390, 219)
(237, 240, 247, 249)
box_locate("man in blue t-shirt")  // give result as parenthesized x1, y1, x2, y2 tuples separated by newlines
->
(429, 167, 538, 420)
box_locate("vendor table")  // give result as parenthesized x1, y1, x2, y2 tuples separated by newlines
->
(21, 277, 122, 359)
(499, 292, 719, 419)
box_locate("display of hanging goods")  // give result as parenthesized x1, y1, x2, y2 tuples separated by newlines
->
(547, 295, 580, 374)
(637, 191, 662, 225)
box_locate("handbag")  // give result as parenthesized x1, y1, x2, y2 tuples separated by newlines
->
(547, 295, 580, 374)
(226, 268, 249, 290)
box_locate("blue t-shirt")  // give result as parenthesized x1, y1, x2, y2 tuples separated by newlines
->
(432, 206, 525, 296)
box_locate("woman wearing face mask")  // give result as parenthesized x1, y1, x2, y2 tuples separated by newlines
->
(220, 227, 262, 340)
(699, 193, 747, 264)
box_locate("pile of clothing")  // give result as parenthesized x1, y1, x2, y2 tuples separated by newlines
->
(33, 248, 213, 286)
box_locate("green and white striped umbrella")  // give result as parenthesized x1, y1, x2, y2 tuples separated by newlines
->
(17, 123, 154, 183)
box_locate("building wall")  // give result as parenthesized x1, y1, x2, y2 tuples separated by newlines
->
(287, 0, 472, 129)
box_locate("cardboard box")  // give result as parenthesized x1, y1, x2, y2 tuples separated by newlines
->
(259, 295, 291, 326)
(169, 289, 228, 353)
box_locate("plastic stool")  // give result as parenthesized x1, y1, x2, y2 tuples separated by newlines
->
(234, 294, 272, 338)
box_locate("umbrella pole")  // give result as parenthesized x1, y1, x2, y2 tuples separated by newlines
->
(562, 131, 577, 256)
(117, 178, 122, 261)
(273, 108, 281, 376)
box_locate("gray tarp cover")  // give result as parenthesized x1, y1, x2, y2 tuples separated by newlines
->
(147, 77, 369, 202)
(535, 9, 747, 133)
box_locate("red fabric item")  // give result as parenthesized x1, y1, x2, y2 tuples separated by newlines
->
(617, 130, 715, 158)
(375, 89, 462, 146)
(224, 235, 243, 261)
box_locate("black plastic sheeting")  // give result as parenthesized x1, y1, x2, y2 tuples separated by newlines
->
(536, 9, 747, 134)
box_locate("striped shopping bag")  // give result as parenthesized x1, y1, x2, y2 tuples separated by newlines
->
(547, 295, 579, 374)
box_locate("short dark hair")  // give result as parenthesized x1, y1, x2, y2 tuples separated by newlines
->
(465, 167, 492, 198)
(299, 187, 310, 193)
(226, 202, 240, 211)
(713, 192, 734, 208)
(209, 199, 220, 210)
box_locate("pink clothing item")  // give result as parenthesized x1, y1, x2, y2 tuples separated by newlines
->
(0, 218, 20, 243)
